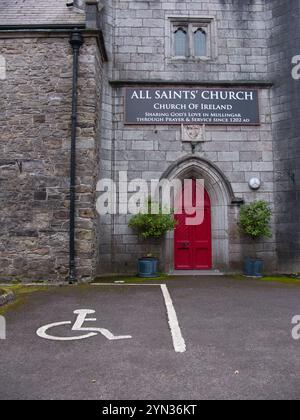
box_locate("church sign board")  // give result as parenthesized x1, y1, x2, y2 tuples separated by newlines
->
(124, 88, 260, 125)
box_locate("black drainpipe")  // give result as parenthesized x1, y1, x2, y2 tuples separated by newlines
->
(69, 29, 84, 284)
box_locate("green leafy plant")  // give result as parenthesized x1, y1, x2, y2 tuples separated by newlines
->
(239, 200, 272, 239)
(128, 199, 177, 239)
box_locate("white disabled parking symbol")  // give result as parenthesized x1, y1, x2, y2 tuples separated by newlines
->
(36, 309, 132, 341)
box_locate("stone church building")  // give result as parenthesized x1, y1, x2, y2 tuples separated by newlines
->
(0, 0, 299, 281)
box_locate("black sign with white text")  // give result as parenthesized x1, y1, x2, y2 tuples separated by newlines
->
(124, 87, 260, 125)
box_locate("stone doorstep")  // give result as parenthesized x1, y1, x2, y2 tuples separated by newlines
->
(0, 291, 15, 307)
(171, 270, 224, 276)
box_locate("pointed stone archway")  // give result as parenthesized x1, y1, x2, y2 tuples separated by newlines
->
(161, 155, 239, 273)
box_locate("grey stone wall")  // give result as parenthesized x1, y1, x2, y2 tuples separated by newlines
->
(96, 0, 115, 274)
(97, 0, 277, 274)
(113, 0, 268, 81)
(268, 0, 300, 273)
(0, 35, 103, 281)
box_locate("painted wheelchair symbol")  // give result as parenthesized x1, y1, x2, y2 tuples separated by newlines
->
(36, 309, 132, 341)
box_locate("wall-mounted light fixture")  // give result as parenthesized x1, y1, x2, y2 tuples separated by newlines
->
(249, 177, 261, 190)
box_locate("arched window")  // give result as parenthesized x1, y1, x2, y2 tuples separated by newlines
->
(194, 28, 207, 57)
(170, 19, 213, 60)
(174, 27, 187, 56)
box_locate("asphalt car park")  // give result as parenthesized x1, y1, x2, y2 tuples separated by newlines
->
(0, 276, 300, 400)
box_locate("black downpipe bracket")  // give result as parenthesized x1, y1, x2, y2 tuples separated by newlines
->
(69, 30, 84, 284)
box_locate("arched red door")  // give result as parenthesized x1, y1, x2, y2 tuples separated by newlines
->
(174, 181, 212, 270)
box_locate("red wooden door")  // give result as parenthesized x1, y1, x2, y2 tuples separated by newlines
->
(174, 181, 212, 270)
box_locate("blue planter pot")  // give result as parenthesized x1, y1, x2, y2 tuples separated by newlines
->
(244, 257, 263, 277)
(138, 257, 158, 278)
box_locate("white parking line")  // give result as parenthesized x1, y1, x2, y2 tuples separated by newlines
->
(160, 284, 186, 353)
(92, 282, 187, 353)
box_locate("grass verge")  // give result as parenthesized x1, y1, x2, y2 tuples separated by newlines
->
(229, 275, 300, 286)
(93, 273, 170, 284)
(0, 285, 51, 316)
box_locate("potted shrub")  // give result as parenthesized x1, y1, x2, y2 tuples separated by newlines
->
(239, 200, 272, 277)
(128, 200, 177, 278)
